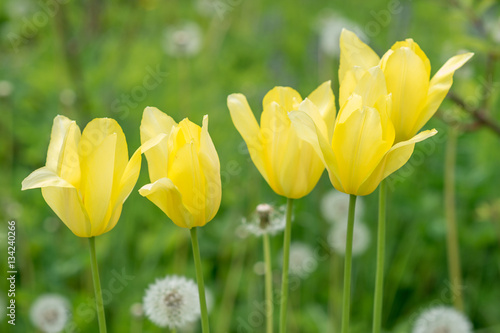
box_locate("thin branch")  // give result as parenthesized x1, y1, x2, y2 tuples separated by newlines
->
(448, 92, 500, 136)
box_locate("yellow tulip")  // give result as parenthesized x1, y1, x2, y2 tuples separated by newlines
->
(227, 81, 336, 199)
(138, 107, 221, 229)
(290, 67, 437, 196)
(21, 115, 142, 237)
(339, 29, 473, 142)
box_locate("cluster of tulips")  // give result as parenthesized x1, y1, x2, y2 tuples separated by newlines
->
(22, 29, 472, 332)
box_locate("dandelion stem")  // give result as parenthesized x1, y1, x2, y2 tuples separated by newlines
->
(372, 180, 387, 333)
(190, 227, 210, 333)
(445, 125, 465, 311)
(279, 198, 294, 333)
(341, 195, 357, 333)
(88, 237, 107, 333)
(263, 232, 274, 333)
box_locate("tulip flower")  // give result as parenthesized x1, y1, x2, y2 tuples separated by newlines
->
(138, 107, 221, 229)
(21, 115, 143, 333)
(339, 29, 473, 142)
(227, 82, 335, 333)
(227, 81, 335, 199)
(337, 29, 472, 333)
(21, 115, 142, 237)
(138, 107, 221, 333)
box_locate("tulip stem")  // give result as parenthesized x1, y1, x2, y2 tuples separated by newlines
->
(263, 232, 274, 333)
(372, 180, 387, 333)
(88, 237, 107, 333)
(445, 126, 465, 311)
(341, 194, 357, 333)
(279, 198, 294, 333)
(190, 227, 210, 333)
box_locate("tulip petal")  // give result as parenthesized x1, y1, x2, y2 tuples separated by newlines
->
(22, 167, 74, 190)
(141, 107, 177, 143)
(411, 52, 474, 136)
(262, 86, 302, 111)
(80, 132, 117, 235)
(332, 106, 392, 194)
(168, 141, 205, 224)
(139, 178, 193, 228)
(177, 118, 202, 148)
(383, 46, 430, 142)
(339, 66, 366, 107)
(389, 39, 431, 78)
(358, 129, 438, 195)
(46, 115, 74, 171)
(306, 81, 336, 136)
(141, 107, 177, 181)
(298, 98, 329, 140)
(353, 66, 389, 109)
(102, 147, 143, 234)
(288, 110, 343, 192)
(41, 186, 91, 237)
(227, 94, 269, 183)
(339, 29, 380, 85)
(199, 115, 221, 222)
(261, 101, 292, 195)
(141, 133, 169, 153)
(58, 122, 81, 187)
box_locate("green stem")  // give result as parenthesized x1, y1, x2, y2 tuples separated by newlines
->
(341, 195, 357, 333)
(445, 126, 465, 311)
(263, 233, 274, 333)
(372, 181, 387, 333)
(88, 237, 107, 333)
(279, 198, 294, 333)
(190, 228, 210, 333)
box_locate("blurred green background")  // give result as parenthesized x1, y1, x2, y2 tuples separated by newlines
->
(1, 0, 500, 332)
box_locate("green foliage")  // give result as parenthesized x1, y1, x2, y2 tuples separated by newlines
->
(1, 0, 499, 332)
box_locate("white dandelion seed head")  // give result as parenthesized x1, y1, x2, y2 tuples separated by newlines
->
(0, 80, 13, 98)
(244, 204, 286, 236)
(204, 287, 214, 313)
(163, 22, 202, 58)
(320, 190, 364, 224)
(235, 224, 250, 239)
(412, 306, 473, 333)
(315, 11, 368, 58)
(253, 261, 266, 276)
(30, 294, 71, 333)
(328, 221, 370, 256)
(130, 302, 144, 318)
(5, 0, 34, 19)
(59, 89, 76, 107)
(280, 242, 318, 279)
(143, 275, 200, 329)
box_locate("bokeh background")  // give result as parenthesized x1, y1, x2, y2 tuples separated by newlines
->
(1, 0, 500, 332)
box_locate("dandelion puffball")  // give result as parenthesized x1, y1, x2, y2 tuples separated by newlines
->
(412, 306, 473, 333)
(279, 242, 318, 279)
(30, 294, 70, 333)
(163, 22, 202, 58)
(328, 221, 370, 256)
(243, 203, 286, 236)
(321, 189, 365, 224)
(316, 12, 368, 58)
(143, 275, 200, 329)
